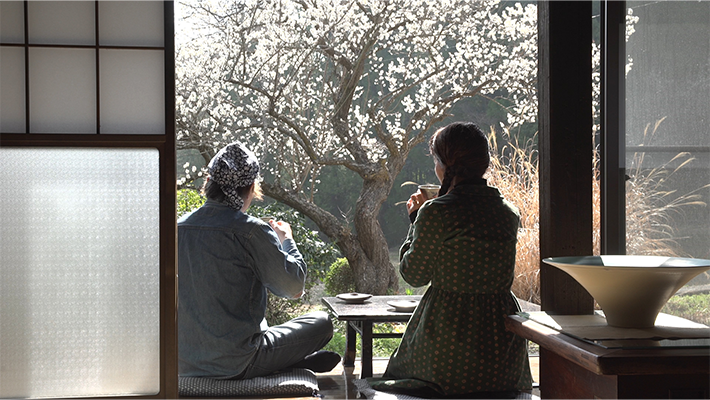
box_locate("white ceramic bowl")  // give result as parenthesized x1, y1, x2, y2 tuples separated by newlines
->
(543, 255, 710, 328)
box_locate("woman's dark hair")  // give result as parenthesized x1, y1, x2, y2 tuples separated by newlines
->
(202, 178, 227, 201)
(428, 122, 490, 196)
(202, 178, 262, 203)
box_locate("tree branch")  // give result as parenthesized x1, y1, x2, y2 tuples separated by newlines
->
(316, 37, 354, 70)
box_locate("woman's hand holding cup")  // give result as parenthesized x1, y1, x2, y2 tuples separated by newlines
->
(407, 185, 440, 215)
(406, 191, 427, 216)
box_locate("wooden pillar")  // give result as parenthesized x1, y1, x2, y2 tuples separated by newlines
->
(600, 1, 627, 255)
(538, 1, 595, 315)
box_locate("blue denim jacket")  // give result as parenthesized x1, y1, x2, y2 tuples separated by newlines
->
(177, 200, 307, 378)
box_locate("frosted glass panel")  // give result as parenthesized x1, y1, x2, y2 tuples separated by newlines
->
(99, 1, 164, 46)
(0, 148, 160, 399)
(29, 48, 96, 134)
(100, 49, 165, 134)
(28, 1, 94, 45)
(0, 1, 24, 43)
(0, 47, 26, 133)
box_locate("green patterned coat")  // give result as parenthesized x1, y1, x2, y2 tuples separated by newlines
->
(370, 182, 532, 397)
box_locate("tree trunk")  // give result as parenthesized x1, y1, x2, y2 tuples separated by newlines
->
(352, 172, 399, 294)
(261, 178, 398, 294)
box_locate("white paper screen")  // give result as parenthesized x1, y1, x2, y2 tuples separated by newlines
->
(0, 1, 24, 43)
(99, 1, 164, 47)
(0, 46, 25, 133)
(28, 48, 96, 134)
(27, 1, 95, 45)
(99, 49, 165, 135)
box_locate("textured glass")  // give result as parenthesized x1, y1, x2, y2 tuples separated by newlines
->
(99, 1, 164, 47)
(100, 49, 165, 134)
(0, 148, 161, 398)
(28, 1, 94, 45)
(0, 1, 24, 43)
(625, 2, 710, 262)
(29, 48, 96, 134)
(0, 47, 25, 133)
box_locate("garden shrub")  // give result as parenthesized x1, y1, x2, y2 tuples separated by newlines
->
(324, 258, 356, 296)
(177, 188, 205, 218)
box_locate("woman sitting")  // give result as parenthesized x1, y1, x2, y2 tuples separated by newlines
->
(369, 122, 532, 398)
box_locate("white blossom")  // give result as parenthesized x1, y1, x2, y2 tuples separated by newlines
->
(176, 0, 538, 194)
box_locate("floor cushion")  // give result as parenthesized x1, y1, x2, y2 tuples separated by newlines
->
(179, 369, 319, 398)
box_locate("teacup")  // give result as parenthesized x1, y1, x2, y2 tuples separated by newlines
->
(418, 184, 441, 200)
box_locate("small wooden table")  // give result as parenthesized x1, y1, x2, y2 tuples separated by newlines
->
(506, 313, 710, 399)
(321, 295, 421, 378)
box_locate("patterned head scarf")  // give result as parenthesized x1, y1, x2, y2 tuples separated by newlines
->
(208, 142, 260, 211)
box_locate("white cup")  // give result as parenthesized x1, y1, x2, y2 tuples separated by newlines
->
(418, 184, 441, 200)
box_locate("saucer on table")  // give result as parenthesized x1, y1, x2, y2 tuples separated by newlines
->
(387, 300, 419, 312)
(336, 293, 372, 304)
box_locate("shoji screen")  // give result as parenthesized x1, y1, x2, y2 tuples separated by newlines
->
(0, 1, 165, 134)
(0, 1, 176, 398)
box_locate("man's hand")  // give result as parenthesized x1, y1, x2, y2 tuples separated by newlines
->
(269, 220, 293, 243)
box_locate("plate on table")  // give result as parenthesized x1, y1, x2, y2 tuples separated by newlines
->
(336, 293, 372, 304)
(387, 300, 419, 312)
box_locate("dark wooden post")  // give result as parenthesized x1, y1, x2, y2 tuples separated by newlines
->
(600, 1, 627, 255)
(538, 1, 595, 315)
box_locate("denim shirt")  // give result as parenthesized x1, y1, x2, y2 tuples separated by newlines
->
(177, 200, 307, 378)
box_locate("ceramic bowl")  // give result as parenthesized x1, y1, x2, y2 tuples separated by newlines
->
(543, 255, 710, 328)
(336, 292, 372, 304)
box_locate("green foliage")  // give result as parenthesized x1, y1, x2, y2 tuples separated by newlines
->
(324, 258, 356, 296)
(662, 293, 710, 325)
(177, 188, 205, 218)
(372, 323, 405, 357)
(265, 296, 312, 326)
(321, 319, 348, 354)
(321, 316, 404, 358)
(313, 166, 360, 228)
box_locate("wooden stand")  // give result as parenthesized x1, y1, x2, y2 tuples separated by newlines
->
(506, 314, 710, 399)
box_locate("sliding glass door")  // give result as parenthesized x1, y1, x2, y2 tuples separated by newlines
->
(0, 1, 177, 397)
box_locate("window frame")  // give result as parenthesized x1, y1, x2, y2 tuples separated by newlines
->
(600, 0, 627, 256)
(538, 1, 595, 314)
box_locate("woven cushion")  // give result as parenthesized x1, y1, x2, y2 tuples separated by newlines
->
(179, 369, 319, 398)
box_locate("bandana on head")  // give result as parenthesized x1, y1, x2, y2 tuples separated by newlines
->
(208, 142, 260, 211)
